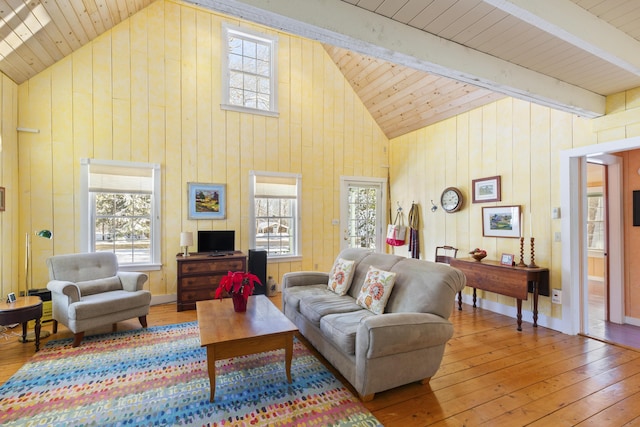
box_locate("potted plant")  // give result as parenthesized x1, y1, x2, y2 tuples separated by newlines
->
(215, 271, 263, 312)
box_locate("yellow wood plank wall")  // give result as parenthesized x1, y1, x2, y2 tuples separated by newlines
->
(594, 88, 640, 318)
(13, 0, 388, 297)
(0, 75, 18, 299)
(389, 98, 594, 319)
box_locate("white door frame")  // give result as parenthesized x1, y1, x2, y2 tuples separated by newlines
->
(560, 136, 640, 335)
(339, 176, 387, 252)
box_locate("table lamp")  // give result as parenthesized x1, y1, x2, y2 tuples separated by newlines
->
(180, 231, 193, 257)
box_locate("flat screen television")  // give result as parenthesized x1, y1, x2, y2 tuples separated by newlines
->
(197, 230, 235, 254)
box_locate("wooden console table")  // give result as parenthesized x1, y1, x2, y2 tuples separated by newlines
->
(176, 252, 247, 311)
(450, 258, 549, 331)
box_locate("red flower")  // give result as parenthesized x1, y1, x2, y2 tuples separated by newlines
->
(215, 271, 263, 301)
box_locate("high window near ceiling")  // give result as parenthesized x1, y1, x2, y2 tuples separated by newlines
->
(80, 159, 161, 270)
(222, 23, 278, 116)
(249, 171, 301, 260)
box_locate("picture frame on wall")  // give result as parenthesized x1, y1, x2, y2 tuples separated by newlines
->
(0, 186, 4, 211)
(482, 205, 521, 238)
(188, 183, 226, 220)
(472, 175, 501, 203)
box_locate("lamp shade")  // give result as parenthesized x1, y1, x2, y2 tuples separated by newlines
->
(180, 231, 193, 247)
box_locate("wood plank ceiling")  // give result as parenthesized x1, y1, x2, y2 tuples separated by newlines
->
(2, 0, 640, 139)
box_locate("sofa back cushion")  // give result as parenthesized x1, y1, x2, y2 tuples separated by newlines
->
(387, 258, 465, 319)
(47, 252, 119, 283)
(346, 251, 404, 300)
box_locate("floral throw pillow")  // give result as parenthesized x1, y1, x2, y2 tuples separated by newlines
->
(327, 258, 356, 296)
(356, 266, 397, 315)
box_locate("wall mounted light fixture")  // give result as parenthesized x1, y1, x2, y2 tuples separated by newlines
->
(430, 200, 438, 212)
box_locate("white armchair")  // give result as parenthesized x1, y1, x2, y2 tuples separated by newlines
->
(46, 252, 151, 347)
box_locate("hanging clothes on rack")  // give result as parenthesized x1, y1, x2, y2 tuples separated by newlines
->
(408, 202, 420, 259)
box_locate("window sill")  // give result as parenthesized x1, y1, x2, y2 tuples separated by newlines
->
(119, 263, 162, 272)
(221, 103, 279, 117)
(267, 255, 302, 263)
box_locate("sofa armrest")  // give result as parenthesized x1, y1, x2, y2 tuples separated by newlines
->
(117, 271, 149, 292)
(282, 271, 329, 289)
(47, 280, 81, 303)
(356, 313, 454, 359)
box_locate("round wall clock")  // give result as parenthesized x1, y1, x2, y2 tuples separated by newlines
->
(441, 187, 463, 213)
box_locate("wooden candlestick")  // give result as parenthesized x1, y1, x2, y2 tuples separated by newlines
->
(517, 237, 526, 267)
(528, 237, 538, 268)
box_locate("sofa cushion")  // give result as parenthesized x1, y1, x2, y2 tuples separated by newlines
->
(327, 258, 356, 295)
(282, 284, 328, 313)
(299, 294, 362, 326)
(320, 310, 374, 355)
(76, 276, 122, 296)
(69, 290, 151, 320)
(356, 266, 397, 314)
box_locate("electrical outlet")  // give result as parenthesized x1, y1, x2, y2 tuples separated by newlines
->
(552, 289, 562, 304)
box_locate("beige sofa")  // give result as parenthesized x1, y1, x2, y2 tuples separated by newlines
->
(46, 252, 151, 347)
(282, 248, 466, 400)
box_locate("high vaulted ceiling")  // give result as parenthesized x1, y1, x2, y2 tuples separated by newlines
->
(2, 0, 640, 138)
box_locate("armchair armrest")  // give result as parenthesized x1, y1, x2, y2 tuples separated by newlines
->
(117, 271, 149, 292)
(47, 280, 81, 303)
(356, 312, 454, 359)
(282, 271, 329, 289)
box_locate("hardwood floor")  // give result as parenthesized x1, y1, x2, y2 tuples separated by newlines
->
(2, 297, 640, 426)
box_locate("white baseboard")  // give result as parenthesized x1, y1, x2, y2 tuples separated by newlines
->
(151, 294, 176, 306)
(458, 294, 564, 333)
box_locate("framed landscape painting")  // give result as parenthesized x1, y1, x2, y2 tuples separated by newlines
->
(472, 176, 501, 203)
(188, 183, 226, 220)
(482, 205, 521, 238)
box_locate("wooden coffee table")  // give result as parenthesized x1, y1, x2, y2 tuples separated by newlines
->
(196, 295, 298, 401)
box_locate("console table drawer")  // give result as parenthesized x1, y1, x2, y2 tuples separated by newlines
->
(180, 258, 245, 274)
(181, 274, 224, 288)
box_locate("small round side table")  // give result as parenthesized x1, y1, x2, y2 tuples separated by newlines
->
(0, 296, 43, 352)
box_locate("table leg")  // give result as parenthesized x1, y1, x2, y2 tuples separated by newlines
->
(285, 334, 293, 383)
(533, 281, 539, 328)
(472, 288, 477, 307)
(34, 317, 41, 352)
(457, 291, 462, 311)
(206, 345, 216, 402)
(516, 299, 523, 331)
(20, 322, 27, 343)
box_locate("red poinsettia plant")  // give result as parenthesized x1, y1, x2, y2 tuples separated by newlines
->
(215, 271, 263, 301)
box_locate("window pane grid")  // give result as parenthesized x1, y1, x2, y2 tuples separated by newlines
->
(587, 194, 604, 250)
(226, 29, 275, 112)
(346, 187, 377, 249)
(94, 192, 151, 264)
(255, 197, 294, 256)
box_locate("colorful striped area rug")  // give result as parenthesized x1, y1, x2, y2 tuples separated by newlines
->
(0, 322, 381, 426)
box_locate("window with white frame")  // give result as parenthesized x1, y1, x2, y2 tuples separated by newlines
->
(587, 192, 604, 250)
(249, 171, 301, 259)
(222, 24, 278, 115)
(81, 159, 161, 270)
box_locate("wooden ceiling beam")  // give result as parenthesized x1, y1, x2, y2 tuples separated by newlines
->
(484, 0, 640, 76)
(188, 0, 605, 118)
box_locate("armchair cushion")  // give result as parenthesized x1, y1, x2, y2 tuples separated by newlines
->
(76, 276, 122, 296)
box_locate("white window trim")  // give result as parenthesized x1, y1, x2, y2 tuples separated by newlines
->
(221, 23, 279, 117)
(249, 170, 302, 262)
(80, 158, 162, 271)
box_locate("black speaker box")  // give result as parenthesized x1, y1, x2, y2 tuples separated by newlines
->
(248, 249, 267, 295)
